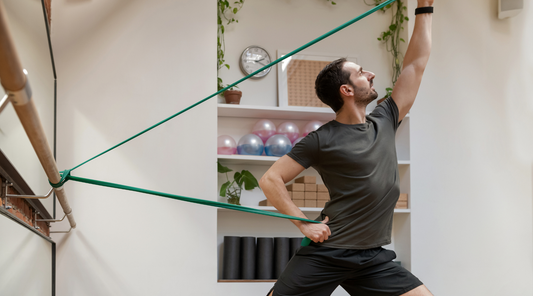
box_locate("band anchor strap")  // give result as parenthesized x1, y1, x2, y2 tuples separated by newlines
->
(49, 169, 72, 188)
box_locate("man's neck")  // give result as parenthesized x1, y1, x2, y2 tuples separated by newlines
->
(335, 103, 367, 125)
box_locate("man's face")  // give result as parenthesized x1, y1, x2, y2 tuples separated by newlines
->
(343, 62, 378, 105)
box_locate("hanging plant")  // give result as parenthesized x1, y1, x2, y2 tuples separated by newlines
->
(217, 0, 245, 91)
(364, 0, 409, 97)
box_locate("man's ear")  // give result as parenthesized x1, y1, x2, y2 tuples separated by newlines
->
(339, 84, 353, 97)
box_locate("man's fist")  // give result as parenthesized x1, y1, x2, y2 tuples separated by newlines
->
(299, 216, 331, 243)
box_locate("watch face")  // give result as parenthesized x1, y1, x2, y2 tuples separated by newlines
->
(240, 46, 272, 78)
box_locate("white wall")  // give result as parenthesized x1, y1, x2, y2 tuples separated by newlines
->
(48, 0, 533, 295)
(409, 0, 533, 295)
(0, 215, 52, 296)
(51, 0, 217, 295)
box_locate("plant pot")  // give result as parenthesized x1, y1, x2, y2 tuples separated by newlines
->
(224, 90, 242, 104)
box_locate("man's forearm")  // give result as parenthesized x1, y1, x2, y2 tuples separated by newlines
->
(260, 175, 309, 228)
(402, 4, 433, 71)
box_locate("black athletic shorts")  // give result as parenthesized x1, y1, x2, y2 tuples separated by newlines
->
(268, 244, 423, 296)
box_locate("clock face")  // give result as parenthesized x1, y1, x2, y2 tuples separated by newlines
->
(239, 46, 272, 79)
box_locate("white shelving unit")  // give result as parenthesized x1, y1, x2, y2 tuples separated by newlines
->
(216, 103, 412, 287)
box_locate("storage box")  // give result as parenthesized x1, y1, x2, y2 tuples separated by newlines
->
(292, 192, 305, 200)
(398, 193, 408, 201)
(317, 192, 330, 201)
(317, 184, 328, 192)
(293, 200, 305, 207)
(304, 184, 317, 192)
(259, 199, 273, 207)
(304, 192, 317, 200)
(295, 176, 316, 184)
(286, 183, 304, 192)
(304, 200, 317, 207)
(395, 201, 408, 209)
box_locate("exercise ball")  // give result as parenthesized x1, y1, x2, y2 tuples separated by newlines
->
(237, 134, 264, 155)
(276, 122, 300, 143)
(265, 134, 292, 157)
(292, 137, 304, 147)
(217, 135, 237, 155)
(252, 119, 277, 143)
(302, 120, 323, 137)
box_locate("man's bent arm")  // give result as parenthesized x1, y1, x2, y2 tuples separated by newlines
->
(259, 155, 331, 243)
(392, 0, 433, 121)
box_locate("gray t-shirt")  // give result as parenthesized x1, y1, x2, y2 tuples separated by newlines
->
(287, 97, 401, 249)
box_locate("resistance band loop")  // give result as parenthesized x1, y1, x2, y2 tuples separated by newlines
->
(49, 1, 397, 246)
(58, 0, 397, 176)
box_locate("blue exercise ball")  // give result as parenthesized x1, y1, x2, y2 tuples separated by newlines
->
(237, 134, 264, 155)
(265, 134, 292, 157)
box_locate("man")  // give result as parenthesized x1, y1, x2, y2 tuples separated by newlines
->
(259, 1, 434, 295)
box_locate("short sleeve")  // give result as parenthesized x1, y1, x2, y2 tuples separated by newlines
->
(369, 97, 401, 131)
(286, 131, 319, 169)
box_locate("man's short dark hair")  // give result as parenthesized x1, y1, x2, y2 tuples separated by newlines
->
(315, 58, 351, 113)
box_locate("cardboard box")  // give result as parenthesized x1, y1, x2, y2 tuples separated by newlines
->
(293, 200, 305, 207)
(304, 192, 317, 200)
(317, 192, 330, 201)
(304, 184, 317, 192)
(259, 199, 273, 207)
(317, 200, 328, 208)
(304, 200, 317, 207)
(317, 184, 328, 192)
(286, 183, 304, 192)
(295, 176, 316, 184)
(292, 191, 305, 200)
(395, 201, 408, 209)
(398, 193, 408, 201)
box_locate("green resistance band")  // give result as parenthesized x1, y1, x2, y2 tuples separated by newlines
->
(66, 173, 319, 246)
(51, 0, 397, 247)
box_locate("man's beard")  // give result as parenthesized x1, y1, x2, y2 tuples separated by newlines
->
(354, 87, 379, 106)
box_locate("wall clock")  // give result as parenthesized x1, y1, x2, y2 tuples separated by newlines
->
(239, 45, 272, 79)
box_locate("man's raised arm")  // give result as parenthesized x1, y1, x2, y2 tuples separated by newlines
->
(391, 0, 433, 121)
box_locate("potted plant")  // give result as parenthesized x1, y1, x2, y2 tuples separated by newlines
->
(222, 86, 242, 104)
(218, 161, 259, 205)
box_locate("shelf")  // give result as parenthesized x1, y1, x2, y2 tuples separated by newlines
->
(218, 104, 335, 121)
(218, 205, 411, 214)
(218, 154, 410, 166)
(218, 104, 409, 121)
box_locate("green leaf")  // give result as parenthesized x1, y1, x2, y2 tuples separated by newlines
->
(217, 161, 233, 173)
(377, 38, 382, 41)
(389, 24, 397, 31)
(225, 64, 230, 70)
(234, 171, 243, 187)
(220, 181, 230, 197)
(233, 8, 238, 13)
(240, 170, 260, 190)
(332, 1, 336, 4)
(400, 38, 405, 43)
(405, 17, 409, 21)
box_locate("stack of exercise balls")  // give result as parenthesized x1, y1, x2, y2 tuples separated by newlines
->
(217, 119, 323, 157)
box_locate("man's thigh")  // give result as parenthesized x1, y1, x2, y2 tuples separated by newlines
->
(270, 246, 348, 296)
(340, 259, 424, 296)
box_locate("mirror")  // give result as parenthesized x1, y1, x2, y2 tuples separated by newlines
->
(0, 0, 56, 217)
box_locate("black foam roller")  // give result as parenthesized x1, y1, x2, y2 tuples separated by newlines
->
(240, 237, 256, 280)
(256, 237, 274, 279)
(290, 237, 304, 258)
(223, 236, 241, 279)
(274, 237, 290, 279)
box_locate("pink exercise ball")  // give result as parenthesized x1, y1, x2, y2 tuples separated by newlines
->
(217, 135, 237, 155)
(277, 121, 300, 143)
(252, 119, 277, 143)
(302, 120, 323, 137)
